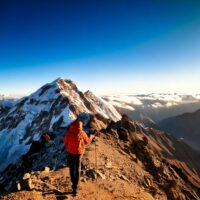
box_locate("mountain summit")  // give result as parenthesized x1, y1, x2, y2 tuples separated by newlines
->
(0, 78, 121, 172)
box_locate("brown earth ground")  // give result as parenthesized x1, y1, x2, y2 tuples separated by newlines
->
(0, 133, 156, 200)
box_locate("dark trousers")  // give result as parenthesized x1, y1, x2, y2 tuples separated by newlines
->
(68, 153, 81, 192)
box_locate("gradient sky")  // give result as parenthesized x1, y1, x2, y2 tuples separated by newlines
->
(0, 0, 200, 96)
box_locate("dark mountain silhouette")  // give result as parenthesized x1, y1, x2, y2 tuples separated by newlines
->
(159, 109, 200, 152)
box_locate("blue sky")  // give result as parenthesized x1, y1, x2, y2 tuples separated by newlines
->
(0, 0, 200, 95)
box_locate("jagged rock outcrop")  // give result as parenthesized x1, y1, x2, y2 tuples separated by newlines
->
(104, 115, 200, 200)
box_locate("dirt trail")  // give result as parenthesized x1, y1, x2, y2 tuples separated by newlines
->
(0, 134, 155, 200)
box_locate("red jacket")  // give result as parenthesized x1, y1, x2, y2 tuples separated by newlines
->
(64, 120, 91, 155)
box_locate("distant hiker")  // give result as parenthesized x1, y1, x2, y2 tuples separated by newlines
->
(64, 120, 95, 196)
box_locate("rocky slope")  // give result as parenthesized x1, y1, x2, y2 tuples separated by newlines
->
(0, 78, 121, 173)
(0, 114, 200, 200)
(159, 109, 200, 152)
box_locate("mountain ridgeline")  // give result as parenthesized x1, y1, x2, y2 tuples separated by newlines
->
(0, 78, 199, 199)
(159, 109, 200, 152)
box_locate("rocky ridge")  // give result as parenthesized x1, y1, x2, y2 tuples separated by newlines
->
(0, 114, 200, 199)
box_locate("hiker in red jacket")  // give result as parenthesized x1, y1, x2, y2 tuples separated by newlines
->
(64, 120, 95, 196)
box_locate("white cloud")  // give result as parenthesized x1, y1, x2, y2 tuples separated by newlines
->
(124, 105, 135, 111)
(114, 96, 142, 105)
(152, 102, 163, 108)
(108, 100, 135, 111)
(104, 93, 200, 109)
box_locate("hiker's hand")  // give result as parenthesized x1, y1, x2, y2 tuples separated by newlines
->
(92, 130, 99, 136)
(90, 134, 95, 141)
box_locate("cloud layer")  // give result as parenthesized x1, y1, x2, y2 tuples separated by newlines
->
(103, 93, 200, 110)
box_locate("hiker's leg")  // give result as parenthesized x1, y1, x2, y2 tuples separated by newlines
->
(73, 155, 81, 192)
(68, 154, 76, 187)
(77, 155, 81, 187)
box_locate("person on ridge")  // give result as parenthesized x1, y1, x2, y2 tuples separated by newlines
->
(64, 119, 95, 196)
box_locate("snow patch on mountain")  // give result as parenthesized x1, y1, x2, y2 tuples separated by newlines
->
(50, 105, 75, 130)
(0, 113, 34, 171)
(84, 90, 121, 121)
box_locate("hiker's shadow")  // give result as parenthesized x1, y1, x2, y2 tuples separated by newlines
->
(56, 196, 68, 200)
(43, 190, 72, 200)
(55, 192, 71, 200)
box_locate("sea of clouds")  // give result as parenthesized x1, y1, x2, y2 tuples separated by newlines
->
(103, 93, 200, 111)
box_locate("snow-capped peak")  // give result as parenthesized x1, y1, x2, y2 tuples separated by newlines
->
(0, 78, 121, 172)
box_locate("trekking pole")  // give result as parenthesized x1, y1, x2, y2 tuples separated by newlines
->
(94, 137, 99, 199)
(93, 131, 98, 174)
(94, 139, 97, 173)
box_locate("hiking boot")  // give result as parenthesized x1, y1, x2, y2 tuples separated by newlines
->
(72, 190, 77, 197)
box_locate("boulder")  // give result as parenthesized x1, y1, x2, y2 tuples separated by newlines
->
(105, 160, 113, 169)
(17, 178, 33, 191)
(86, 169, 97, 180)
(89, 115, 107, 131)
(22, 173, 31, 180)
(119, 175, 129, 181)
(43, 166, 50, 173)
(96, 170, 106, 180)
(117, 127, 129, 141)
